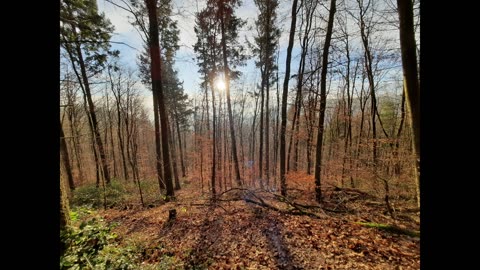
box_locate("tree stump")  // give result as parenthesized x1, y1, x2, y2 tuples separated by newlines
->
(168, 209, 177, 222)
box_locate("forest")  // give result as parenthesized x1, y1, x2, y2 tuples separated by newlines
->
(60, 0, 420, 269)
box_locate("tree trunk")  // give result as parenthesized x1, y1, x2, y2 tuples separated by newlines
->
(357, 1, 378, 175)
(394, 90, 406, 175)
(146, 0, 174, 199)
(106, 101, 118, 179)
(175, 111, 187, 177)
(218, 91, 223, 192)
(74, 43, 110, 184)
(153, 91, 165, 190)
(60, 170, 70, 256)
(209, 77, 217, 200)
(220, 10, 242, 187)
(239, 93, 246, 178)
(60, 121, 75, 191)
(108, 68, 129, 182)
(169, 119, 181, 190)
(265, 66, 270, 188)
(274, 51, 280, 184)
(280, 0, 299, 196)
(286, 93, 299, 172)
(67, 97, 85, 184)
(259, 67, 265, 188)
(250, 93, 259, 185)
(397, 0, 420, 207)
(314, 0, 336, 203)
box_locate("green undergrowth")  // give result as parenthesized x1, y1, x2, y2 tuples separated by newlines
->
(71, 178, 191, 210)
(71, 180, 127, 209)
(61, 208, 181, 270)
(61, 213, 138, 269)
(356, 222, 420, 237)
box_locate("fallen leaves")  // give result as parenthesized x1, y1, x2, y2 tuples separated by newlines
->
(97, 178, 420, 270)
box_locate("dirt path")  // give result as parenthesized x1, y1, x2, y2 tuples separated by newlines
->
(100, 183, 420, 269)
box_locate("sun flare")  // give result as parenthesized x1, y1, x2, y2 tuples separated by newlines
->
(215, 77, 226, 91)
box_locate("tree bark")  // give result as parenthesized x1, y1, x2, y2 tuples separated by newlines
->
(209, 77, 217, 200)
(169, 119, 181, 190)
(220, 7, 242, 187)
(60, 121, 75, 191)
(357, 0, 378, 175)
(314, 0, 336, 203)
(259, 67, 265, 187)
(146, 0, 174, 199)
(175, 111, 187, 177)
(280, 0, 299, 196)
(74, 43, 111, 184)
(153, 91, 165, 190)
(397, 0, 420, 207)
(108, 68, 129, 181)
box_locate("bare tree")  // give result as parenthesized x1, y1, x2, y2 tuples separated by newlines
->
(280, 0, 300, 196)
(314, 0, 337, 203)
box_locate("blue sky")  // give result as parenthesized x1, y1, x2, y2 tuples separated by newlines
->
(96, 0, 407, 120)
(97, 0, 301, 114)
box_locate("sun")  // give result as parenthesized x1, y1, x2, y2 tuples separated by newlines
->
(215, 77, 226, 91)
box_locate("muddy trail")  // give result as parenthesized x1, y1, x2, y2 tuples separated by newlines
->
(100, 180, 420, 269)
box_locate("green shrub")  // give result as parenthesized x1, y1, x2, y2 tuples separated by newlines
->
(71, 181, 127, 209)
(60, 216, 138, 269)
(61, 211, 184, 269)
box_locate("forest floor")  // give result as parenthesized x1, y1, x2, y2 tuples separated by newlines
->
(98, 173, 420, 269)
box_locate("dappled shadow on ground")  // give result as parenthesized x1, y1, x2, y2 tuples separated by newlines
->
(261, 215, 300, 270)
(99, 176, 420, 269)
(180, 205, 224, 269)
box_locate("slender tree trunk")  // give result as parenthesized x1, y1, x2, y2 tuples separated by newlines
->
(68, 107, 85, 184)
(239, 93, 246, 178)
(217, 91, 223, 192)
(250, 93, 259, 184)
(199, 95, 205, 192)
(259, 68, 265, 188)
(102, 106, 111, 180)
(175, 111, 187, 177)
(220, 10, 242, 187)
(60, 169, 71, 253)
(341, 37, 352, 187)
(91, 134, 101, 187)
(133, 144, 145, 207)
(60, 121, 75, 191)
(153, 92, 165, 190)
(292, 1, 315, 172)
(63, 41, 98, 185)
(314, 0, 336, 203)
(397, 0, 420, 208)
(209, 78, 217, 200)
(146, 0, 174, 199)
(108, 69, 129, 181)
(305, 94, 313, 175)
(74, 43, 110, 184)
(280, 0, 299, 196)
(223, 105, 229, 190)
(107, 104, 118, 179)
(117, 107, 129, 181)
(265, 66, 270, 188)
(274, 51, 280, 184)
(169, 119, 181, 190)
(394, 90, 406, 175)
(286, 93, 299, 172)
(357, 2, 378, 175)
(125, 101, 145, 206)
